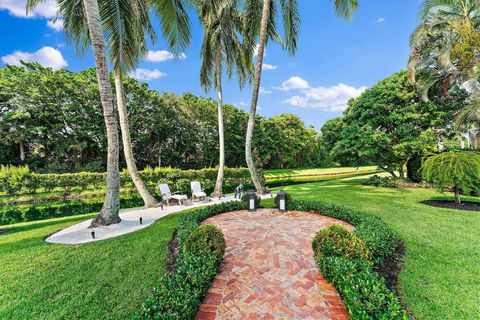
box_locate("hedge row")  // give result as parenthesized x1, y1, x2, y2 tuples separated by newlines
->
(289, 199, 407, 319)
(0, 195, 145, 225)
(136, 201, 246, 319)
(0, 166, 256, 195)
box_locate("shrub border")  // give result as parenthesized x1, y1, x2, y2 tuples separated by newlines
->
(289, 199, 408, 319)
(135, 200, 246, 319)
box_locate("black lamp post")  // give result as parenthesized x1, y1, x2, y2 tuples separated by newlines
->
(248, 190, 257, 212)
(278, 189, 287, 212)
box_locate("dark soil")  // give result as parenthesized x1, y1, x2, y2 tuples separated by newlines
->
(420, 200, 480, 212)
(166, 230, 179, 273)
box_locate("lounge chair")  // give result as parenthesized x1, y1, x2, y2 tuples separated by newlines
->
(158, 183, 188, 206)
(191, 181, 207, 202)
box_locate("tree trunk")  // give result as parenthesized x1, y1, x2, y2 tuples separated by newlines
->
(19, 141, 25, 161)
(398, 164, 405, 179)
(84, 0, 121, 227)
(454, 187, 461, 205)
(212, 49, 225, 197)
(245, 0, 271, 194)
(115, 71, 158, 208)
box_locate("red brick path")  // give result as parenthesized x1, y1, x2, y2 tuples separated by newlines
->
(196, 209, 352, 320)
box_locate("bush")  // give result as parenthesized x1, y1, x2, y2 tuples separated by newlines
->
(136, 201, 247, 319)
(406, 155, 424, 183)
(312, 225, 370, 260)
(364, 175, 398, 188)
(422, 151, 480, 204)
(0, 165, 31, 195)
(184, 224, 226, 259)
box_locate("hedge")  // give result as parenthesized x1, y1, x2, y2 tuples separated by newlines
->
(0, 195, 145, 225)
(289, 199, 407, 319)
(0, 166, 256, 195)
(136, 201, 246, 319)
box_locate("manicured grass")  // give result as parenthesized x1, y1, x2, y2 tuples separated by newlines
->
(0, 211, 183, 320)
(274, 177, 480, 320)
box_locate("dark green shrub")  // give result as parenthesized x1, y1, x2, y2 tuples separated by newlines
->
(422, 151, 480, 204)
(406, 154, 423, 183)
(363, 175, 398, 188)
(312, 225, 370, 260)
(184, 224, 226, 259)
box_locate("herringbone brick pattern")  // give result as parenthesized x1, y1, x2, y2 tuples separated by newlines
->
(196, 209, 352, 320)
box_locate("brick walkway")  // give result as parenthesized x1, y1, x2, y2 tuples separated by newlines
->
(196, 209, 352, 320)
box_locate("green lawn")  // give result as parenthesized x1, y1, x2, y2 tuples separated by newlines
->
(0, 212, 182, 320)
(274, 177, 480, 320)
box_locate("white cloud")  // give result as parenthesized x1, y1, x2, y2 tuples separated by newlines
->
(1, 46, 67, 70)
(130, 68, 166, 81)
(275, 76, 310, 91)
(0, 0, 57, 18)
(259, 87, 272, 94)
(262, 63, 277, 71)
(47, 18, 63, 31)
(283, 83, 368, 111)
(145, 50, 186, 62)
(377, 17, 385, 23)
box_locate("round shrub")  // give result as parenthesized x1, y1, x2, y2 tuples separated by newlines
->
(312, 224, 370, 260)
(183, 224, 226, 259)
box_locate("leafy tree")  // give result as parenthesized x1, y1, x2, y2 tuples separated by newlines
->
(331, 71, 439, 177)
(243, 0, 358, 193)
(422, 151, 480, 204)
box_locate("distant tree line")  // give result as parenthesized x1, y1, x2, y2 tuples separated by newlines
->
(0, 63, 326, 173)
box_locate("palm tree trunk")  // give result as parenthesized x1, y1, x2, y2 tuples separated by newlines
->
(19, 141, 25, 161)
(114, 71, 158, 207)
(212, 49, 225, 197)
(84, 0, 121, 227)
(245, 0, 271, 194)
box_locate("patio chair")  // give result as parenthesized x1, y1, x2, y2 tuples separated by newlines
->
(158, 183, 188, 206)
(191, 181, 207, 202)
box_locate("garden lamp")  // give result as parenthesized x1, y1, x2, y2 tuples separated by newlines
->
(278, 190, 287, 212)
(248, 190, 257, 212)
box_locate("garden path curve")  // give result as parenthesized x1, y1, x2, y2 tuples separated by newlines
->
(197, 208, 353, 320)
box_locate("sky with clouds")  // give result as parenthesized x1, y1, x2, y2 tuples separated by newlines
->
(0, 0, 422, 129)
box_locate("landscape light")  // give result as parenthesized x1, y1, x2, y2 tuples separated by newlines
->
(139, 217, 143, 225)
(278, 190, 287, 212)
(248, 190, 257, 212)
(91, 231, 95, 239)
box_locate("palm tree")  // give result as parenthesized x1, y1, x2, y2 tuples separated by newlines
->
(196, 0, 253, 197)
(409, 0, 480, 101)
(28, 0, 122, 226)
(30, 0, 191, 211)
(243, 0, 359, 193)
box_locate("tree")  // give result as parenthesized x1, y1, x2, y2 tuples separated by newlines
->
(422, 151, 480, 204)
(196, 0, 253, 197)
(243, 0, 358, 193)
(331, 71, 438, 177)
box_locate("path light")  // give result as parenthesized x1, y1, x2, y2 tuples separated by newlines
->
(91, 231, 95, 239)
(248, 190, 257, 212)
(139, 217, 143, 225)
(278, 190, 287, 213)
(161, 203, 164, 210)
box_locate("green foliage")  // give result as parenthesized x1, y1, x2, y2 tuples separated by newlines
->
(316, 255, 407, 320)
(363, 175, 399, 188)
(406, 155, 424, 183)
(184, 224, 226, 259)
(291, 199, 406, 319)
(136, 201, 246, 319)
(312, 225, 370, 260)
(0, 195, 145, 225)
(422, 151, 480, 201)
(0, 165, 30, 195)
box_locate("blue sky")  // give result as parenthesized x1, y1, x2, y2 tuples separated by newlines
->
(0, 0, 422, 129)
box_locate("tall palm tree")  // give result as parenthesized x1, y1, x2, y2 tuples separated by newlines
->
(196, 0, 253, 197)
(409, 0, 480, 101)
(243, 0, 359, 193)
(28, 0, 122, 226)
(30, 0, 191, 211)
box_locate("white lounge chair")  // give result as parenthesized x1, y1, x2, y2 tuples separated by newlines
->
(191, 181, 207, 202)
(158, 183, 188, 206)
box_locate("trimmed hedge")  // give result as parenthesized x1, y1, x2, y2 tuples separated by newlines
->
(136, 201, 246, 319)
(290, 199, 407, 319)
(0, 166, 256, 195)
(312, 225, 370, 260)
(0, 195, 145, 225)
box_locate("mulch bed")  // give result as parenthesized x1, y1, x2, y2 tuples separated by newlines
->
(420, 200, 480, 212)
(166, 230, 179, 273)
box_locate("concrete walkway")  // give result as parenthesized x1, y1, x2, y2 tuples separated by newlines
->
(197, 209, 353, 320)
(46, 195, 239, 245)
